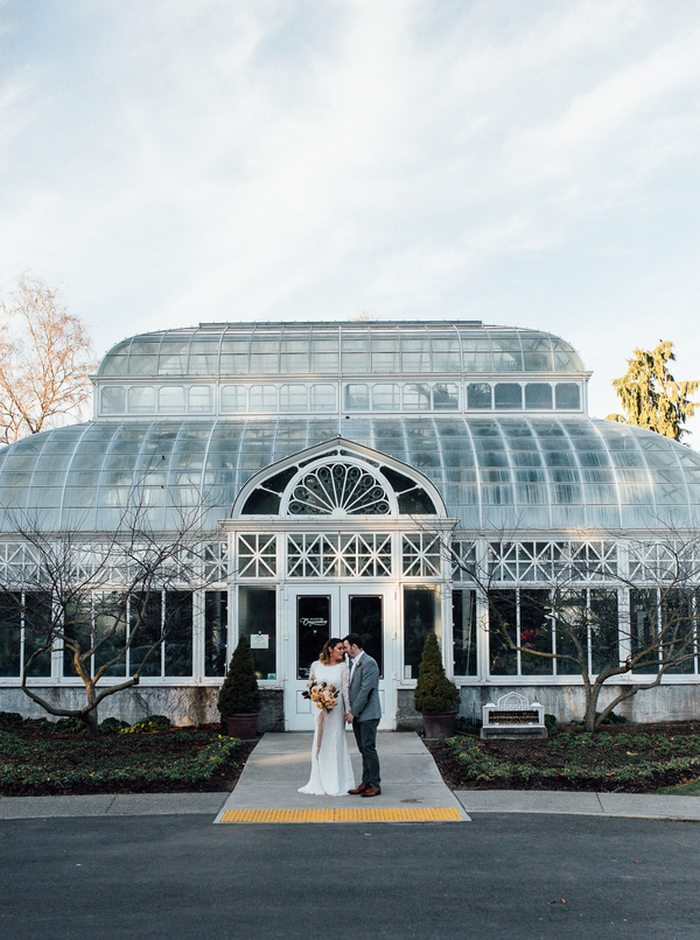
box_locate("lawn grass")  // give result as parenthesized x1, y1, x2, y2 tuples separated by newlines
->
(427, 721, 700, 794)
(0, 719, 256, 796)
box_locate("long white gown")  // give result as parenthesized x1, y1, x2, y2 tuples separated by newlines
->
(298, 660, 356, 796)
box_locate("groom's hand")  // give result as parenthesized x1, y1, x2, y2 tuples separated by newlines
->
(345, 712, 354, 722)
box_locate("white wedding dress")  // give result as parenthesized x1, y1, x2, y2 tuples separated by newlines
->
(298, 660, 356, 796)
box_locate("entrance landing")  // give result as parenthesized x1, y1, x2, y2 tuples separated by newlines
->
(214, 732, 470, 824)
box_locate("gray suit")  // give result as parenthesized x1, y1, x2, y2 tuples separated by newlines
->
(349, 652, 381, 787)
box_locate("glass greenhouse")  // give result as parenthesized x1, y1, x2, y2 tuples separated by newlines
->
(2, 321, 700, 728)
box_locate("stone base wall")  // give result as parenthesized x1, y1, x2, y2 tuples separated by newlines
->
(397, 684, 700, 729)
(0, 687, 285, 732)
(2, 683, 699, 729)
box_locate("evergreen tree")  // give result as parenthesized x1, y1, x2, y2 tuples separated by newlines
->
(414, 632, 459, 715)
(217, 636, 261, 716)
(607, 341, 699, 441)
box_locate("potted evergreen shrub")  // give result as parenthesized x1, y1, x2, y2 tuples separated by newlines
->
(414, 632, 460, 739)
(217, 635, 262, 740)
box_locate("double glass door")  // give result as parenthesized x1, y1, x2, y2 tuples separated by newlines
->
(284, 584, 395, 730)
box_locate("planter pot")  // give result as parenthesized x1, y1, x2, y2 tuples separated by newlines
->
(422, 710, 458, 740)
(225, 713, 260, 741)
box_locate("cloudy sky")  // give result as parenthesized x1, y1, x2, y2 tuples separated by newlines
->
(1, 1, 698, 432)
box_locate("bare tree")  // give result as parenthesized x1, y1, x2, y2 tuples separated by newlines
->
(0, 274, 97, 444)
(447, 531, 699, 732)
(1, 496, 225, 739)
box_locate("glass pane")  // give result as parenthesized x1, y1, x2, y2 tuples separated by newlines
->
(63, 596, 92, 678)
(94, 592, 127, 677)
(24, 592, 52, 677)
(520, 589, 553, 675)
(525, 383, 553, 409)
(494, 384, 522, 410)
(555, 383, 581, 410)
(0, 593, 20, 677)
(630, 588, 658, 674)
(158, 386, 186, 413)
(453, 589, 476, 676)
(188, 386, 213, 413)
(129, 592, 162, 677)
(344, 384, 369, 410)
(553, 589, 587, 675)
(164, 592, 193, 677)
(590, 589, 619, 674)
(280, 385, 308, 412)
(349, 594, 383, 678)
(221, 385, 247, 412)
(662, 590, 696, 674)
(488, 590, 517, 674)
(432, 383, 459, 410)
(403, 383, 431, 411)
(467, 383, 492, 410)
(310, 384, 336, 411)
(239, 586, 276, 679)
(128, 386, 156, 414)
(101, 386, 126, 414)
(297, 595, 330, 679)
(205, 591, 228, 677)
(403, 587, 436, 679)
(372, 384, 400, 411)
(249, 386, 277, 412)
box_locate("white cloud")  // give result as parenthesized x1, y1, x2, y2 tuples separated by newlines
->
(0, 0, 698, 437)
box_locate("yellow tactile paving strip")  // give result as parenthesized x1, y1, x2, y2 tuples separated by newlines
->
(219, 806, 464, 823)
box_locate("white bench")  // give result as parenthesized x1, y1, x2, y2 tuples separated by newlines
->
(481, 692, 547, 739)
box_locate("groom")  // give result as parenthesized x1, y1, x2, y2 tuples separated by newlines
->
(343, 633, 381, 797)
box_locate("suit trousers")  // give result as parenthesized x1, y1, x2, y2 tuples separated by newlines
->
(353, 718, 380, 787)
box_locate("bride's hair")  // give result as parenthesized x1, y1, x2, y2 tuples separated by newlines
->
(319, 637, 345, 664)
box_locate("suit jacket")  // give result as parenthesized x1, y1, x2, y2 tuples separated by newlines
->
(348, 652, 381, 722)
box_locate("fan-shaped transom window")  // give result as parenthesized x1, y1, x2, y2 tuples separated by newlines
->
(238, 446, 440, 517)
(288, 463, 390, 516)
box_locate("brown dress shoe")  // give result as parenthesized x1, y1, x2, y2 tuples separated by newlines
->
(360, 786, 381, 798)
(348, 784, 369, 795)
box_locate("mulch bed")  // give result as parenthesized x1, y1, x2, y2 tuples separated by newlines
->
(0, 725, 258, 797)
(425, 721, 700, 793)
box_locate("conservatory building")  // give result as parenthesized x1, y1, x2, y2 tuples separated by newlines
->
(1, 320, 700, 729)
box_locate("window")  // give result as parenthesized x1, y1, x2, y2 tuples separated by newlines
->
(239, 586, 276, 680)
(128, 386, 156, 414)
(403, 587, 436, 679)
(101, 386, 126, 415)
(205, 591, 228, 677)
(525, 383, 553, 409)
(494, 383, 522, 410)
(453, 589, 477, 676)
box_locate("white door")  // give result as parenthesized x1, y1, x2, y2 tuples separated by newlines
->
(284, 584, 396, 730)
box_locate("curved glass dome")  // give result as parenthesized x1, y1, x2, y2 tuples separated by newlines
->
(0, 416, 698, 533)
(97, 322, 585, 378)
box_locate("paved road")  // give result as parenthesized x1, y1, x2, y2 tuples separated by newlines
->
(2, 812, 698, 940)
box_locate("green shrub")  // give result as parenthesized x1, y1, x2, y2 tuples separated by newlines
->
(120, 715, 172, 734)
(544, 714, 557, 733)
(413, 633, 459, 715)
(0, 712, 24, 728)
(52, 717, 89, 734)
(99, 717, 131, 734)
(217, 636, 261, 716)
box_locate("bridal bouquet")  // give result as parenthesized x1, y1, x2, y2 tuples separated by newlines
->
(303, 679, 339, 712)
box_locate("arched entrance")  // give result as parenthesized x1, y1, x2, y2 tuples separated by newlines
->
(224, 439, 453, 730)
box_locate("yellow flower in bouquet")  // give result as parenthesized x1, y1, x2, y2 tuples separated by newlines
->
(302, 679, 339, 711)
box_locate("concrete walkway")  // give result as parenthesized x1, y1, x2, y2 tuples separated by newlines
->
(214, 731, 468, 823)
(1, 731, 699, 823)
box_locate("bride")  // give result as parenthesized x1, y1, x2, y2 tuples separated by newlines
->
(298, 637, 356, 796)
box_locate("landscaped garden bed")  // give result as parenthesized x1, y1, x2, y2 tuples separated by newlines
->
(0, 714, 256, 797)
(426, 721, 700, 794)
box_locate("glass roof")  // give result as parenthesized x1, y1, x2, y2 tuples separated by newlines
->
(97, 322, 585, 378)
(0, 417, 698, 534)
